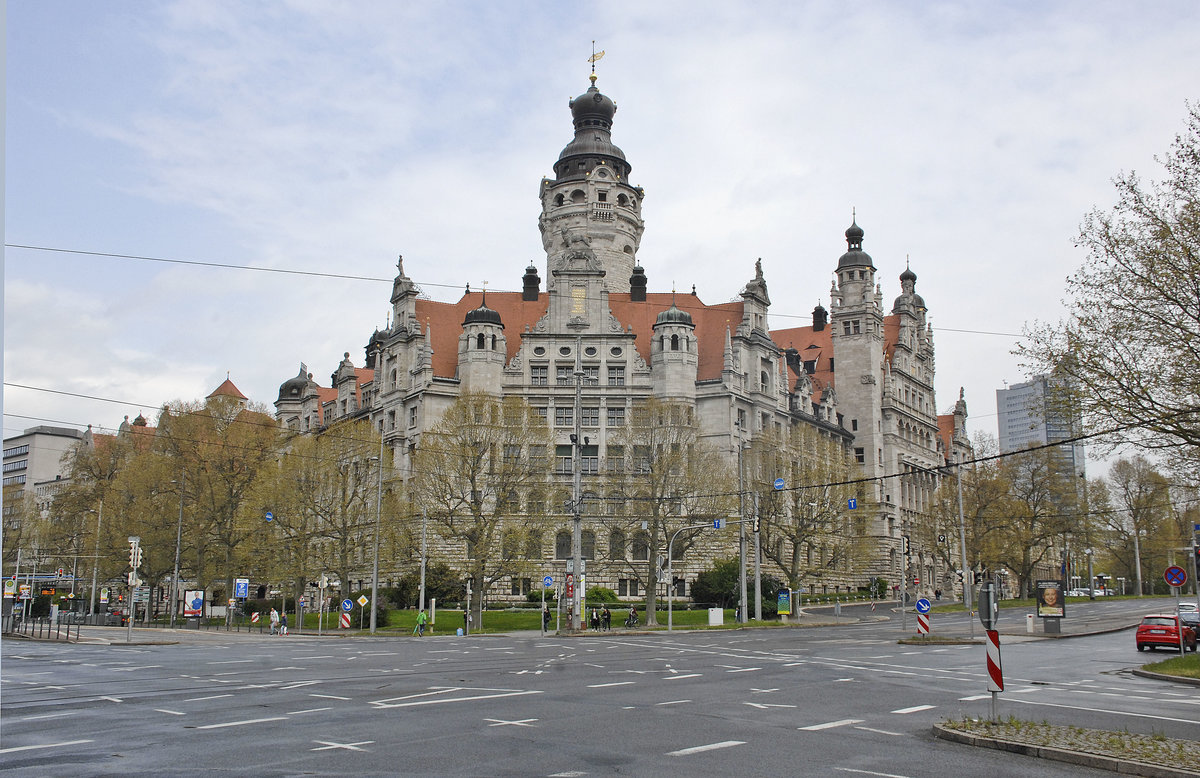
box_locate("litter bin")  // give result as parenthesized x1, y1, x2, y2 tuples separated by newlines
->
(1026, 613, 1034, 633)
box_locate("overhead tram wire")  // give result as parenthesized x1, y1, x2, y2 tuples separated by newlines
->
(4, 243, 1023, 335)
(9, 381, 1200, 506)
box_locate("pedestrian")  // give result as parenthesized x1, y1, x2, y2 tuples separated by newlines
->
(542, 606, 551, 633)
(934, 588, 942, 601)
(416, 608, 428, 637)
(601, 606, 611, 631)
(279, 612, 288, 636)
(590, 608, 600, 631)
(269, 607, 279, 635)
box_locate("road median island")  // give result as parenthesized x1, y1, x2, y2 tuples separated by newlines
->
(934, 720, 1200, 777)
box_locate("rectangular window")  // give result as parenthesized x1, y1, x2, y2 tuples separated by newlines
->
(387, 410, 396, 431)
(843, 321, 852, 336)
(556, 365, 574, 385)
(582, 365, 599, 385)
(3, 445, 29, 458)
(510, 578, 531, 596)
(607, 406, 625, 427)
(633, 445, 652, 472)
(529, 445, 547, 470)
(851, 419, 858, 431)
(533, 406, 548, 423)
(503, 445, 522, 465)
(581, 445, 599, 475)
(608, 365, 626, 386)
(606, 445, 624, 473)
(852, 320, 861, 334)
(555, 407, 573, 427)
(854, 447, 865, 464)
(581, 407, 600, 427)
(618, 578, 641, 597)
(555, 445, 573, 475)
(530, 365, 548, 386)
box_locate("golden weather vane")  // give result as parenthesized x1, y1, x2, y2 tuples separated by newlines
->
(589, 41, 605, 76)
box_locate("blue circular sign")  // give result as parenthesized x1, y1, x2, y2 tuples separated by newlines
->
(773, 478, 785, 491)
(543, 575, 553, 588)
(1165, 565, 1188, 587)
(915, 597, 932, 614)
(341, 598, 353, 612)
(265, 511, 274, 522)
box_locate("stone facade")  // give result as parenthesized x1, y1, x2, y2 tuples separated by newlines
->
(276, 74, 972, 603)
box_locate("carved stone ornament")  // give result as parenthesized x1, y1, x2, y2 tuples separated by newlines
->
(860, 374, 877, 384)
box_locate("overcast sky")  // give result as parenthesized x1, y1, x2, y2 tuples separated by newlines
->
(6, 2, 1199, 450)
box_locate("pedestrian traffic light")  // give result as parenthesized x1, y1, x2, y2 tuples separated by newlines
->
(956, 570, 964, 584)
(752, 516, 760, 533)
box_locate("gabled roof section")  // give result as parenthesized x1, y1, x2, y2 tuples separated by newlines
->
(770, 324, 834, 402)
(609, 293, 743, 380)
(208, 378, 248, 401)
(415, 292, 549, 379)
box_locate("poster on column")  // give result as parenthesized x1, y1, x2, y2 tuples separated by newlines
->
(183, 589, 205, 617)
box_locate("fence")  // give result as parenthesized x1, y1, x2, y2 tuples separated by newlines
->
(1, 614, 81, 642)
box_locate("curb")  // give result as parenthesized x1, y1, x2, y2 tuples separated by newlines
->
(932, 724, 1200, 778)
(1131, 668, 1200, 687)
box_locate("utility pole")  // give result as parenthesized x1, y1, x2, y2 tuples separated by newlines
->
(753, 489, 761, 621)
(89, 500, 103, 617)
(418, 509, 428, 614)
(370, 427, 384, 634)
(170, 475, 184, 628)
(570, 336, 584, 632)
(737, 435, 748, 624)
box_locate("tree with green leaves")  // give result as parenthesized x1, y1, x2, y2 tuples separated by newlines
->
(1101, 456, 1173, 596)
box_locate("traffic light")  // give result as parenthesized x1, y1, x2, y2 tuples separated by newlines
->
(129, 544, 143, 570)
(956, 570, 964, 584)
(973, 571, 984, 585)
(752, 516, 760, 533)
(903, 535, 911, 556)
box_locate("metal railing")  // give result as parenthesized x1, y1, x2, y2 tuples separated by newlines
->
(1, 614, 81, 642)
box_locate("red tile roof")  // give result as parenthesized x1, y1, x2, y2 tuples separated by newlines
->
(208, 378, 248, 400)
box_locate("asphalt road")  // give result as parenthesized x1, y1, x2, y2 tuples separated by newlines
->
(1, 599, 1195, 777)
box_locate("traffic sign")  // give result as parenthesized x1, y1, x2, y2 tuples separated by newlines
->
(1164, 565, 1188, 588)
(234, 578, 249, 598)
(848, 498, 857, 510)
(915, 597, 931, 614)
(299, 597, 308, 608)
(543, 575, 553, 588)
(985, 630, 1004, 691)
(265, 511, 274, 522)
(917, 613, 929, 634)
(713, 518, 724, 529)
(339, 612, 351, 628)
(251, 611, 260, 623)
(773, 478, 785, 491)
(357, 594, 369, 607)
(341, 598, 353, 612)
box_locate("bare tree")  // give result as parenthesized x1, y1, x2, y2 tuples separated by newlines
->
(409, 393, 551, 629)
(1103, 456, 1172, 596)
(1021, 104, 1200, 464)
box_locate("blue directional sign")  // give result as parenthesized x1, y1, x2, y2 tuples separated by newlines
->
(341, 598, 354, 612)
(848, 498, 857, 510)
(265, 511, 274, 522)
(234, 579, 249, 598)
(915, 597, 932, 614)
(543, 575, 553, 588)
(713, 518, 725, 529)
(773, 478, 785, 491)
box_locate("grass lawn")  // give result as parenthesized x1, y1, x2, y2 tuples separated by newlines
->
(332, 606, 765, 635)
(1144, 652, 1200, 680)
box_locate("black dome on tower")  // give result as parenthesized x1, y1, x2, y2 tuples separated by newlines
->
(555, 74, 631, 182)
(837, 219, 875, 271)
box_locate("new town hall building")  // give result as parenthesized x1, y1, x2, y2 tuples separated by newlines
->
(275, 74, 972, 602)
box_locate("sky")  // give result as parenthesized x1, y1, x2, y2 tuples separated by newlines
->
(6, 2, 1200, 452)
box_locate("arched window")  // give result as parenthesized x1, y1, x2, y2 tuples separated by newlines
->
(609, 529, 626, 559)
(632, 532, 650, 561)
(476, 333, 485, 350)
(525, 531, 543, 559)
(491, 334, 497, 350)
(555, 193, 565, 206)
(571, 189, 586, 204)
(555, 530, 571, 559)
(582, 530, 595, 560)
(671, 334, 680, 351)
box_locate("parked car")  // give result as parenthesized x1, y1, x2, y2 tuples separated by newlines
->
(1178, 602, 1198, 612)
(1179, 610, 1200, 631)
(1135, 614, 1197, 652)
(1066, 589, 1091, 597)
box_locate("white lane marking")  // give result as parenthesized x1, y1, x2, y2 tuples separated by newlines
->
(958, 694, 990, 701)
(835, 767, 912, 777)
(588, 681, 636, 688)
(664, 674, 702, 680)
(185, 694, 233, 702)
(799, 719, 865, 731)
(656, 699, 691, 706)
(834, 678, 855, 682)
(853, 726, 905, 736)
(667, 740, 745, 757)
(726, 667, 761, 673)
(293, 655, 335, 659)
(20, 712, 80, 721)
(0, 739, 94, 755)
(196, 716, 288, 730)
(311, 740, 373, 751)
(370, 689, 542, 709)
(743, 702, 797, 709)
(485, 718, 537, 727)
(890, 705, 935, 714)
(548, 772, 588, 777)
(208, 659, 254, 665)
(309, 693, 351, 700)
(280, 680, 322, 690)
(155, 709, 186, 716)
(288, 707, 332, 715)
(750, 688, 778, 694)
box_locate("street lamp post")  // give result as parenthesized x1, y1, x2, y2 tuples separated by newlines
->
(370, 430, 384, 634)
(170, 473, 185, 628)
(88, 500, 103, 617)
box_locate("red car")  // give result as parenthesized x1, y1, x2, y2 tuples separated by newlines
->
(1135, 614, 1197, 652)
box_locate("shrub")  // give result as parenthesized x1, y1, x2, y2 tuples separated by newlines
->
(586, 586, 619, 604)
